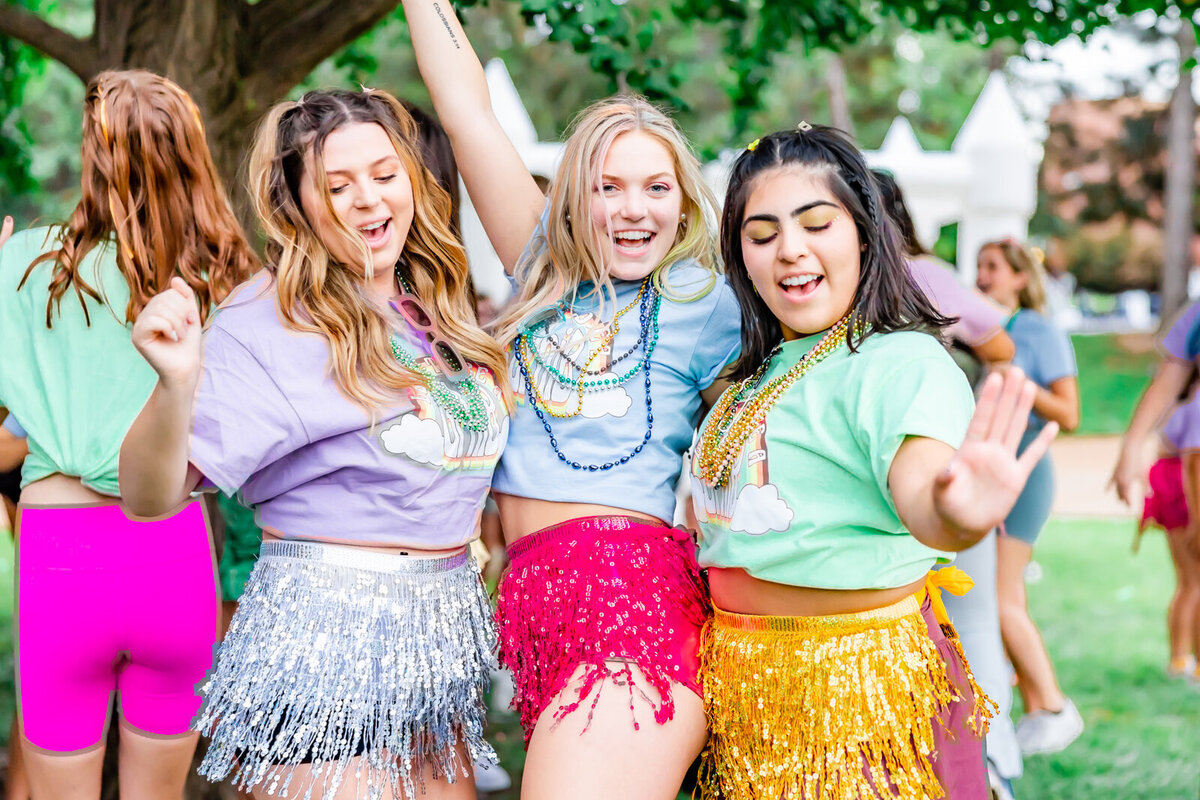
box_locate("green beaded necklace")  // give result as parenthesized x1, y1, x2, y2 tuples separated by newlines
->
(389, 335, 491, 431)
(522, 290, 662, 393)
(388, 270, 490, 432)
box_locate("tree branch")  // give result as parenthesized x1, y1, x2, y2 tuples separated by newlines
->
(245, 0, 398, 97)
(0, 3, 100, 81)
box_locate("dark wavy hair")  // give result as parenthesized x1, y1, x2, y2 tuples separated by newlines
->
(871, 168, 927, 257)
(720, 125, 953, 381)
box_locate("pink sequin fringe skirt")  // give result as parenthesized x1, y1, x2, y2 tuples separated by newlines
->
(496, 515, 709, 745)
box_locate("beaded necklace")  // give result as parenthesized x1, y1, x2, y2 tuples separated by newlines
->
(513, 281, 661, 471)
(524, 292, 662, 395)
(694, 313, 859, 488)
(546, 328, 644, 373)
(387, 271, 491, 432)
(517, 278, 650, 419)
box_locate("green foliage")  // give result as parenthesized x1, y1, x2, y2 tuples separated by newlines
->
(0, 0, 49, 200)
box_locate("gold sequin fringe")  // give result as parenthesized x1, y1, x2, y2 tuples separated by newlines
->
(698, 595, 992, 800)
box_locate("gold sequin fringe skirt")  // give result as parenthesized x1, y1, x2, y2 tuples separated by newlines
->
(698, 594, 992, 800)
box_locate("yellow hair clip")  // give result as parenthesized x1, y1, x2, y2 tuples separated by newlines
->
(797, 121, 812, 132)
(747, 138, 760, 152)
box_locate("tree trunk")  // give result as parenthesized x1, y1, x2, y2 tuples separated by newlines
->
(1162, 20, 1196, 327)
(0, 0, 405, 237)
(825, 54, 853, 137)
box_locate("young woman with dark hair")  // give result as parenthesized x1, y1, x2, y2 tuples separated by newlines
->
(690, 125, 1056, 799)
(0, 69, 256, 800)
(120, 87, 511, 799)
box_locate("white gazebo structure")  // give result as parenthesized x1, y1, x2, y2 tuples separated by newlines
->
(461, 62, 1041, 297)
(868, 72, 1041, 283)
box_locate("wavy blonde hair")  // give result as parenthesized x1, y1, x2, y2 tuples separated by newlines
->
(494, 96, 720, 347)
(23, 69, 257, 326)
(981, 238, 1047, 314)
(247, 88, 509, 411)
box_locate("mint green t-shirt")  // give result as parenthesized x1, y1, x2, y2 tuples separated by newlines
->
(0, 227, 156, 496)
(691, 329, 974, 590)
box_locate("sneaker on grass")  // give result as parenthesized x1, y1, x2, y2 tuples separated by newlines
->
(1015, 697, 1084, 756)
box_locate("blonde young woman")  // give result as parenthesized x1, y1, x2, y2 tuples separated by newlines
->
(401, 3, 742, 797)
(976, 238, 1082, 756)
(120, 88, 511, 799)
(0, 70, 256, 800)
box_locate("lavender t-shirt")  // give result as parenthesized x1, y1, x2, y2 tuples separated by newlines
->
(190, 271, 509, 547)
(1163, 396, 1200, 452)
(907, 256, 1006, 348)
(1162, 302, 1200, 361)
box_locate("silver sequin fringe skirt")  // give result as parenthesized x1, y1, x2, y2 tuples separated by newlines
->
(195, 540, 497, 799)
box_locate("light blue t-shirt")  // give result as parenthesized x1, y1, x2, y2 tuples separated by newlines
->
(1008, 308, 1076, 438)
(2, 415, 25, 437)
(493, 261, 742, 522)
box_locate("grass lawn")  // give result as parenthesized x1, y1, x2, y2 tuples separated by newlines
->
(1014, 517, 1199, 799)
(1071, 333, 1159, 437)
(1, 517, 1194, 799)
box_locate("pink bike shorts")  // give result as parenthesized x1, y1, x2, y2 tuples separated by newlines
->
(496, 515, 709, 745)
(17, 500, 219, 752)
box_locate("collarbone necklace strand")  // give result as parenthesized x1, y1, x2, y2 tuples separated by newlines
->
(695, 313, 859, 488)
(515, 279, 661, 471)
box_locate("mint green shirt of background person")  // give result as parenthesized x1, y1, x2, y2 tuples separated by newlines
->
(691, 329, 976, 591)
(0, 227, 157, 497)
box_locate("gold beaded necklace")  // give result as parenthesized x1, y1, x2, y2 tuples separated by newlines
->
(520, 279, 648, 419)
(694, 313, 860, 488)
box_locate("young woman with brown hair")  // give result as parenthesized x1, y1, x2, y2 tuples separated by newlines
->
(120, 87, 511, 799)
(0, 69, 256, 799)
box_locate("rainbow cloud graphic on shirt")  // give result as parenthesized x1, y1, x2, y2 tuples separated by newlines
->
(511, 308, 633, 420)
(692, 420, 794, 535)
(378, 355, 508, 471)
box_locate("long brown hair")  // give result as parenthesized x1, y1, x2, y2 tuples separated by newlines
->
(22, 69, 257, 326)
(247, 88, 509, 411)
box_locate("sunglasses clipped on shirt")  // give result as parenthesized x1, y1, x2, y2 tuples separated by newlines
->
(389, 282, 469, 382)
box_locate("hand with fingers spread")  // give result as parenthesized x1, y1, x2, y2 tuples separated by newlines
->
(934, 367, 1059, 538)
(131, 276, 203, 387)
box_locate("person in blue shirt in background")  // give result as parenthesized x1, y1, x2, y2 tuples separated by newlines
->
(976, 238, 1082, 757)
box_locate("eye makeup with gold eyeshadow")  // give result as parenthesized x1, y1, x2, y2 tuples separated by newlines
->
(741, 204, 842, 244)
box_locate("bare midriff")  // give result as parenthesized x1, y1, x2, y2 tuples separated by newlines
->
(708, 566, 925, 618)
(260, 527, 467, 558)
(493, 493, 669, 543)
(19, 473, 115, 506)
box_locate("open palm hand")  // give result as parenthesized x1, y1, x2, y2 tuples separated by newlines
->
(934, 368, 1058, 536)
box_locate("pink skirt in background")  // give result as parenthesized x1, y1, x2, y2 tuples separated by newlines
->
(1142, 456, 1188, 532)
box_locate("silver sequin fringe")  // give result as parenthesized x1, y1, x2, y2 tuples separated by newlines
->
(195, 540, 497, 799)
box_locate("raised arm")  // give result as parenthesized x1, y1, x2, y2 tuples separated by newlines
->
(401, 0, 546, 273)
(120, 278, 203, 516)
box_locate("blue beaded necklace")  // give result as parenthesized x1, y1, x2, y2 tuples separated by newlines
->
(514, 283, 659, 471)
